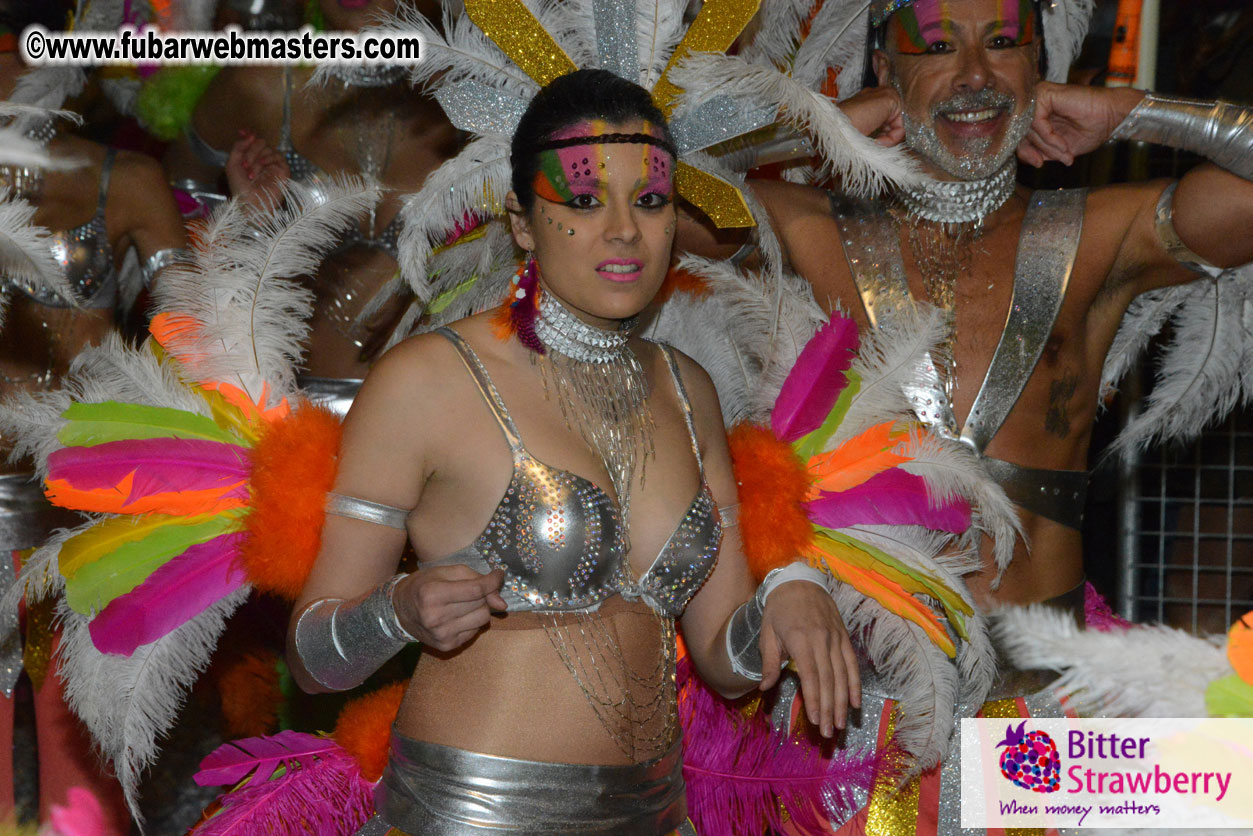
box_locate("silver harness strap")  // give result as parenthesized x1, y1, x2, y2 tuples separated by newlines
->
(832, 189, 1089, 529)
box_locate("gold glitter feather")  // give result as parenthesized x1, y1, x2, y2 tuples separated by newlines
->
(464, 0, 578, 86)
(650, 0, 762, 115)
(675, 162, 755, 228)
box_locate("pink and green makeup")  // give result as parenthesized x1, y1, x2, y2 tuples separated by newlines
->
(531, 119, 675, 207)
(893, 0, 1034, 55)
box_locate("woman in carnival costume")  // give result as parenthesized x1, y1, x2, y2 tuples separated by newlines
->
(289, 64, 860, 836)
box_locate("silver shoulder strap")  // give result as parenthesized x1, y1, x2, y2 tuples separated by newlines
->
(831, 193, 959, 436)
(959, 189, 1086, 453)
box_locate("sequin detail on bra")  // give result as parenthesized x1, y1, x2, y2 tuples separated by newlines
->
(12, 148, 117, 309)
(432, 328, 721, 617)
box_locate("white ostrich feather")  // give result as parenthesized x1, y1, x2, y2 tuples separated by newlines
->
(837, 522, 996, 707)
(1100, 284, 1190, 400)
(57, 585, 252, 823)
(633, 0, 687, 88)
(0, 193, 69, 305)
(898, 431, 1022, 576)
(790, 0, 871, 94)
(1107, 277, 1249, 460)
(346, 3, 538, 98)
(836, 582, 958, 771)
(153, 176, 378, 404)
(739, 0, 814, 69)
(0, 388, 71, 474)
(836, 305, 951, 442)
(7, 68, 87, 135)
(671, 53, 922, 197)
(993, 605, 1230, 718)
(397, 136, 511, 296)
(67, 334, 210, 415)
(1040, 0, 1097, 84)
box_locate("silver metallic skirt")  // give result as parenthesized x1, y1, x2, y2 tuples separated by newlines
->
(370, 732, 688, 835)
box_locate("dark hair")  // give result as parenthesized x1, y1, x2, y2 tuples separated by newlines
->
(862, 0, 1047, 88)
(510, 68, 675, 210)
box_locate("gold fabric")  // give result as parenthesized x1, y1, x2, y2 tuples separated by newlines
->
(674, 162, 754, 229)
(463, 0, 577, 86)
(651, 0, 762, 114)
(865, 707, 922, 836)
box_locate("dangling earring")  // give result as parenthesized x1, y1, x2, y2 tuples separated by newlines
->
(493, 251, 545, 354)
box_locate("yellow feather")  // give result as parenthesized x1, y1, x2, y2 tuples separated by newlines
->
(58, 513, 217, 579)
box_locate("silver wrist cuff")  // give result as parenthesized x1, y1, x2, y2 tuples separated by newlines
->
(293, 573, 416, 691)
(1153, 182, 1222, 275)
(140, 248, 194, 287)
(725, 563, 834, 681)
(1111, 93, 1253, 181)
(725, 583, 768, 681)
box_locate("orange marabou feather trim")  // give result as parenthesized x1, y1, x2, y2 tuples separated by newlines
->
(727, 423, 814, 581)
(333, 681, 406, 782)
(238, 403, 342, 600)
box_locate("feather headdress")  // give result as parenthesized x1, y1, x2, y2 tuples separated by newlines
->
(0, 178, 375, 821)
(374, 0, 924, 322)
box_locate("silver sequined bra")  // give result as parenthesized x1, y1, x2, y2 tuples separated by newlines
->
(12, 148, 118, 309)
(432, 328, 721, 617)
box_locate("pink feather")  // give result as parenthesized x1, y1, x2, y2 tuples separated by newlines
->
(193, 732, 373, 836)
(88, 532, 247, 656)
(678, 657, 880, 836)
(806, 468, 971, 533)
(47, 438, 251, 504)
(770, 314, 860, 441)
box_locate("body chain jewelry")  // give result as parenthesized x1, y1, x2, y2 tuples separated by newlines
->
(891, 159, 1017, 400)
(531, 290, 656, 550)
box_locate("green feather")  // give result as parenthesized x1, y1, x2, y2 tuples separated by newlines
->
(820, 528, 972, 639)
(794, 371, 861, 462)
(63, 514, 241, 616)
(1205, 673, 1253, 718)
(57, 402, 241, 447)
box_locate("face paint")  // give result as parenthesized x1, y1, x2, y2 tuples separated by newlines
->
(994, 0, 1035, 46)
(532, 120, 674, 207)
(893, 0, 954, 55)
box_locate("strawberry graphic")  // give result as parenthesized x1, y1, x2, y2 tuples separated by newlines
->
(996, 721, 1060, 793)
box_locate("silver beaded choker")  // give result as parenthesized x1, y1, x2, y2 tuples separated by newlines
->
(533, 292, 636, 364)
(896, 159, 1017, 225)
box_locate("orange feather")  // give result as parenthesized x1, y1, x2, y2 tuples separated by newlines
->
(728, 423, 814, 581)
(238, 404, 342, 600)
(333, 681, 406, 782)
(45, 470, 247, 516)
(806, 421, 910, 496)
(1229, 611, 1253, 686)
(803, 544, 955, 657)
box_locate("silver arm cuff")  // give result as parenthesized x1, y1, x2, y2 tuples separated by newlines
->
(1153, 182, 1222, 276)
(293, 574, 416, 691)
(140, 248, 194, 287)
(725, 563, 833, 681)
(325, 492, 410, 529)
(1111, 93, 1253, 181)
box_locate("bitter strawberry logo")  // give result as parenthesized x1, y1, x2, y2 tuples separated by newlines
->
(997, 721, 1061, 793)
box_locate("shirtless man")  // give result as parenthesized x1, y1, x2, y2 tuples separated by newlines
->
(732, 0, 1253, 613)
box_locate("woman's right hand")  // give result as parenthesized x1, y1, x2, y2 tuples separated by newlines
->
(392, 567, 509, 652)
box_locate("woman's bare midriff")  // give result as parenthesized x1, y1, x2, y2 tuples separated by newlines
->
(394, 594, 676, 767)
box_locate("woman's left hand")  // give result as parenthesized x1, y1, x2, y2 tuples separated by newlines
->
(759, 580, 860, 738)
